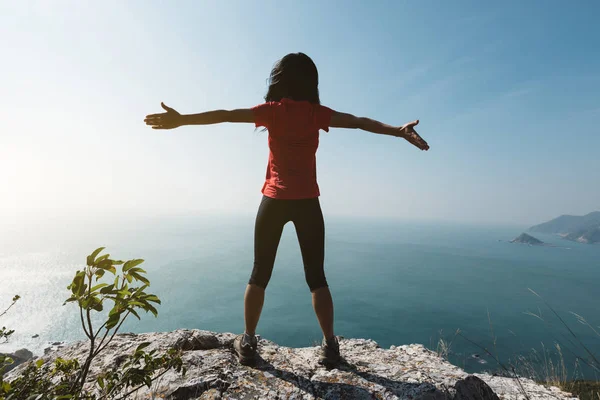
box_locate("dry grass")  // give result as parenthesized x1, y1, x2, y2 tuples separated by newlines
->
(498, 289, 599, 399)
(433, 329, 460, 361)
(558, 380, 600, 400)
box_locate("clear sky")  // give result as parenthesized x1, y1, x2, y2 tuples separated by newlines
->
(1, 1, 599, 226)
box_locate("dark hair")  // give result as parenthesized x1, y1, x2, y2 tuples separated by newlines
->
(265, 53, 320, 104)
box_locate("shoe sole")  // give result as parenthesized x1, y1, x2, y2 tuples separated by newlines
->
(234, 346, 257, 366)
(318, 355, 341, 367)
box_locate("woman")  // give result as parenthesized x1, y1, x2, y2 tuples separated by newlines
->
(144, 52, 429, 366)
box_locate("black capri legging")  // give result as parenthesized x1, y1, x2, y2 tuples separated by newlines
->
(249, 195, 328, 292)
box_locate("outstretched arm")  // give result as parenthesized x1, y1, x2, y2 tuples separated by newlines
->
(144, 102, 253, 129)
(330, 110, 429, 151)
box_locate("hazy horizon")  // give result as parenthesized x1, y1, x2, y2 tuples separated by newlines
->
(2, 1, 599, 226)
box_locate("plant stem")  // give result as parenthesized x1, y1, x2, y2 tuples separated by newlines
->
(94, 311, 131, 358)
(80, 306, 91, 339)
(0, 298, 19, 318)
(112, 368, 170, 400)
(73, 271, 97, 394)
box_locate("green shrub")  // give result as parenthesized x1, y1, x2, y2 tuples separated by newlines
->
(0, 248, 185, 400)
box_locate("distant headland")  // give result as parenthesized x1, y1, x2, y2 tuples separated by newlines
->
(529, 211, 600, 245)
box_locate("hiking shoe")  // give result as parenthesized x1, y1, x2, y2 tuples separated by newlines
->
(234, 333, 258, 366)
(318, 336, 341, 366)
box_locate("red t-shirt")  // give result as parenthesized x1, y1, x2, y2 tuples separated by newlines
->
(252, 98, 333, 199)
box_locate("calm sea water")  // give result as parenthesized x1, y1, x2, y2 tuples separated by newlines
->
(1, 213, 599, 376)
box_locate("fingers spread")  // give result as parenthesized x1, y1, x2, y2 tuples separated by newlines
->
(145, 113, 166, 119)
(405, 133, 429, 151)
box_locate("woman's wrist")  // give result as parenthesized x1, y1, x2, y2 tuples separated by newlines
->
(392, 127, 405, 137)
(179, 114, 192, 126)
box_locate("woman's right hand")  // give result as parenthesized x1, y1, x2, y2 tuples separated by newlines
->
(144, 102, 183, 129)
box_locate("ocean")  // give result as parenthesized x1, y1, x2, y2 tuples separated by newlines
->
(1, 212, 599, 377)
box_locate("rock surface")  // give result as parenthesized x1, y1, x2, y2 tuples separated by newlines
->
(454, 376, 499, 400)
(5, 330, 576, 399)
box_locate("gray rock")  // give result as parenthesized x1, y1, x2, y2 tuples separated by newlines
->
(12, 349, 33, 360)
(169, 375, 230, 399)
(0, 348, 34, 373)
(172, 330, 222, 351)
(455, 375, 500, 400)
(4, 330, 577, 400)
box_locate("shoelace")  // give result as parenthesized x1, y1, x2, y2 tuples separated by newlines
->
(242, 333, 256, 348)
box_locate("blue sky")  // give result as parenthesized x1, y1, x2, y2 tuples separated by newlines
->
(1, 1, 598, 225)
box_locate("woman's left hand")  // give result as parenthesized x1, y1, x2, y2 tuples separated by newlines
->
(398, 120, 429, 151)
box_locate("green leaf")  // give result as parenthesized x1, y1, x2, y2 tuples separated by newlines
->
(100, 284, 115, 294)
(129, 308, 141, 320)
(95, 269, 106, 280)
(87, 247, 105, 266)
(70, 271, 86, 296)
(106, 313, 120, 330)
(118, 289, 131, 297)
(126, 274, 133, 283)
(97, 259, 113, 270)
(108, 306, 122, 317)
(123, 259, 144, 272)
(36, 359, 44, 368)
(97, 376, 105, 389)
(133, 284, 149, 294)
(91, 283, 109, 292)
(129, 272, 150, 285)
(146, 303, 159, 317)
(95, 254, 110, 263)
(135, 342, 151, 352)
(144, 295, 161, 304)
(92, 301, 103, 312)
(2, 380, 11, 392)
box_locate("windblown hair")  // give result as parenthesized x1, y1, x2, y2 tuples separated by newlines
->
(265, 53, 320, 104)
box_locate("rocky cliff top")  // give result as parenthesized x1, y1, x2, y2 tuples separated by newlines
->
(6, 329, 575, 400)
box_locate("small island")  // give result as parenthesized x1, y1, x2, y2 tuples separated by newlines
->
(510, 233, 545, 245)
